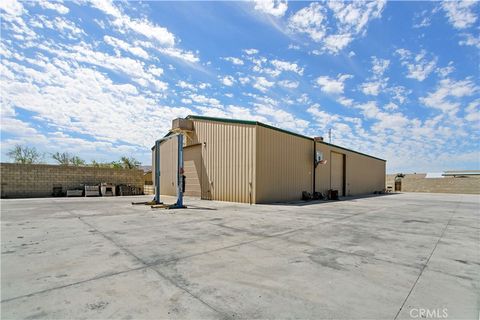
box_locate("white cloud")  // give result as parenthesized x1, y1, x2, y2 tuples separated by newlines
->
(223, 56, 244, 65)
(252, 76, 274, 92)
(316, 74, 352, 95)
(221, 75, 235, 86)
(384, 102, 399, 111)
(464, 99, 480, 122)
(238, 77, 251, 85)
(436, 62, 455, 78)
(104, 35, 149, 59)
(90, 0, 199, 63)
(91, 0, 175, 46)
(459, 33, 480, 49)
(0, 117, 39, 136)
(278, 80, 299, 89)
(189, 94, 222, 108)
(198, 82, 210, 90)
(361, 81, 382, 96)
(388, 86, 410, 105)
(355, 101, 410, 134)
(412, 10, 431, 28)
(441, 1, 478, 29)
(420, 78, 478, 113)
(156, 47, 199, 63)
(255, 104, 309, 132)
(323, 34, 353, 53)
(337, 96, 353, 107)
(327, 0, 386, 34)
(360, 56, 389, 96)
(288, 1, 386, 54)
(250, 56, 302, 77)
(288, 3, 327, 42)
(396, 48, 437, 81)
(40, 43, 167, 91)
(125, 18, 175, 47)
(271, 59, 304, 75)
(29, 15, 84, 39)
(37, 1, 69, 14)
(244, 48, 259, 55)
(253, 0, 288, 17)
(307, 103, 340, 130)
(53, 17, 84, 37)
(148, 65, 164, 77)
(177, 81, 196, 91)
(1, 59, 190, 153)
(0, 0, 24, 17)
(371, 56, 390, 76)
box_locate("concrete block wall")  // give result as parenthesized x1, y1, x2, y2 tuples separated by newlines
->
(386, 174, 480, 194)
(144, 185, 154, 195)
(0, 163, 144, 198)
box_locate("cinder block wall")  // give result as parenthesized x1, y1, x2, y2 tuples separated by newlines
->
(144, 185, 154, 195)
(386, 174, 480, 194)
(0, 163, 144, 198)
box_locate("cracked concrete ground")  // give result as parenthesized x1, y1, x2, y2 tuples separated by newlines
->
(1, 193, 478, 319)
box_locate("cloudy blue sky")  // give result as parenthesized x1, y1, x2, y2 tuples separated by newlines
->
(0, 0, 479, 173)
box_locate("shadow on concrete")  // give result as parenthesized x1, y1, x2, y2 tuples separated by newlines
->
(183, 205, 218, 211)
(263, 192, 401, 207)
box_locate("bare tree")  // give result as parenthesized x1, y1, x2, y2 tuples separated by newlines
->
(7, 145, 43, 164)
(120, 157, 141, 169)
(90, 160, 111, 168)
(52, 152, 85, 166)
(52, 152, 70, 165)
(70, 156, 86, 166)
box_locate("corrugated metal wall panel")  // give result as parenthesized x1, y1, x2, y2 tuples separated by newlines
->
(315, 142, 385, 196)
(345, 151, 385, 195)
(183, 144, 202, 197)
(256, 126, 313, 203)
(190, 120, 256, 203)
(330, 151, 345, 195)
(153, 118, 385, 203)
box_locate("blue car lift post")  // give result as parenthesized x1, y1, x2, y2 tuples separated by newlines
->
(132, 133, 186, 209)
(151, 133, 186, 209)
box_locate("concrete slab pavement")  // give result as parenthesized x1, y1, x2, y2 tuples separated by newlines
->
(1, 192, 478, 319)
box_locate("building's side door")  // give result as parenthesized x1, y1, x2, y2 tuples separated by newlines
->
(183, 144, 202, 198)
(331, 151, 345, 196)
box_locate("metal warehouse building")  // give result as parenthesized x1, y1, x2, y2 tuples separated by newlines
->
(153, 115, 386, 204)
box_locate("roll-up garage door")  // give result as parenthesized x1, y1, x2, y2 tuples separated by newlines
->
(183, 144, 202, 197)
(331, 152, 345, 196)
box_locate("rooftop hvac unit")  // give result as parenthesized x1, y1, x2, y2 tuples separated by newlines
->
(172, 118, 193, 131)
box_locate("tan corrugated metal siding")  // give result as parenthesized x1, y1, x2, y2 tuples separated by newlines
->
(190, 120, 256, 203)
(255, 125, 313, 203)
(183, 144, 202, 197)
(345, 151, 385, 195)
(330, 151, 345, 195)
(314, 142, 385, 196)
(153, 117, 385, 203)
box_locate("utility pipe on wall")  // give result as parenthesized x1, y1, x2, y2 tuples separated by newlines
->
(175, 134, 184, 208)
(313, 140, 316, 195)
(154, 139, 161, 204)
